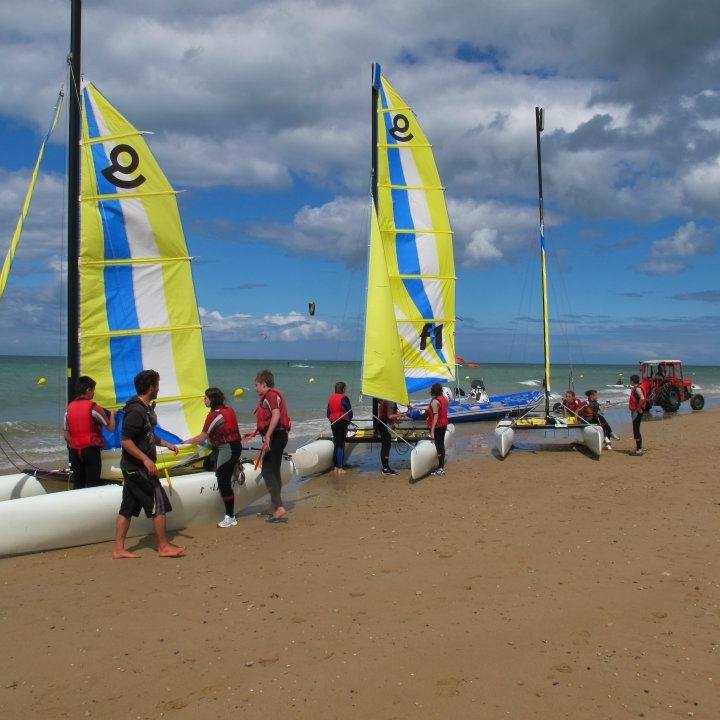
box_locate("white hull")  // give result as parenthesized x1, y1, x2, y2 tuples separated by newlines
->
(494, 420, 603, 458)
(0, 460, 295, 557)
(293, 424, 455, 480)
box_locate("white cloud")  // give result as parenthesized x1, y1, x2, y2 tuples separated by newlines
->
(638, 259, 687, 275)
(650, 221, 715, 257)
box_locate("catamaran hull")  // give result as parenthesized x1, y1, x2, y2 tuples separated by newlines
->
(0, 460, 295, 557)
(494, 420, 603, 458)
(407, 391, 543, 423)
(293, 425, 455, 480)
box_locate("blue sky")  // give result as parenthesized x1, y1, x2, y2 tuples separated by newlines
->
(0, 0, 719, 364)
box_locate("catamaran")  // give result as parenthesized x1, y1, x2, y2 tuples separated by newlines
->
(0, 0, 294, 556)
(494, 108, 603, 458)
(294, 64, 456, 480)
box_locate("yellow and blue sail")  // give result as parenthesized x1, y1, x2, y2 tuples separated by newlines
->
(364, 66, 455, 404)
(80, 82, 208, 446)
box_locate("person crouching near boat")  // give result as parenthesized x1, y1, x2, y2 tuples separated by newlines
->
(183, 387, 242, 529)
(427, 383, 449, 477)
(244, 370, 291, 523)
(628, 374, 646, 456)
(582, 389, 618, 450)
(327, 381, 353, 475)
(112, 370, 184, 559)
(64, 375, 115, 489)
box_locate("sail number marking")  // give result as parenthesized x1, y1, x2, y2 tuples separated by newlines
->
(419, 323, 443, 350)
(101, 144, 147, 189)
(390, 113, 414, 143)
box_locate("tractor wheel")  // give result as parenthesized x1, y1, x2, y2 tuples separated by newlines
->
(658, 385, 681, 412)
(690, 394, 705, 411)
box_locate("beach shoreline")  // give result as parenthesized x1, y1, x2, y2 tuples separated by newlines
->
(1, 408, 719, 719)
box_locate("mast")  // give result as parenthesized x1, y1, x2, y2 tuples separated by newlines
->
(66, 0, 82, 401)
(370, 63, 381, 426)
(535, 106, 551, 417)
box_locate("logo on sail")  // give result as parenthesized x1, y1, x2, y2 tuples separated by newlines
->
(390, 114, 414, 142)
(101, 144, 146, 189)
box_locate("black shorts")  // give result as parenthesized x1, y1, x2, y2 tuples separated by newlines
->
(119, 466, 172, 519)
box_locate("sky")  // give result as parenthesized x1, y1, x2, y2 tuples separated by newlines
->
(0, 0, 719, 364)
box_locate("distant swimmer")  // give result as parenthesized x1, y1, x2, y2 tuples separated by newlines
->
(427, 383, 449, 476)
(112, 370, 184, 559)
(327, 381, 353, 475)
(183, 387, 242, 529)
(64, 375, 115, 489)
(244, 370, 291, 523)
(616, 373, 624, 385)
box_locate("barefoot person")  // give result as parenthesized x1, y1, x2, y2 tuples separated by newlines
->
(183, 387, 242, 529)
(326, 381, 353, 475)
(243, 370, 291, 523)
(112, 369, 185, 559)
(64, 375, 116, 489)
(628, 374, 646, 456)
(427, 383, 449, 476)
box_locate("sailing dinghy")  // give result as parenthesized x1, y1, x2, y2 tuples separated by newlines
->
(0, 1, 294, 555)
(295, 65, 456, 480)
(494, 108, 603, 458)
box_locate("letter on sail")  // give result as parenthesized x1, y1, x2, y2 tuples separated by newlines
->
(79, 82, 208, 443)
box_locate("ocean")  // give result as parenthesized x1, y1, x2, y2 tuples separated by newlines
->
(1, 355, 719, 474)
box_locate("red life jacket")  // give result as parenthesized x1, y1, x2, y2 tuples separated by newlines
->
(563, 398, 583, 414)
(206, 406, 241, 446)
(66, 399, 105, 450)
(628, 385, 645, 412)
(256, 388, 292, 434)
(427, 394, 449, 428)
(327, 393, 347, 423)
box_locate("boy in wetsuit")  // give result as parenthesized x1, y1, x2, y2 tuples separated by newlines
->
(111, 369, 185, 559)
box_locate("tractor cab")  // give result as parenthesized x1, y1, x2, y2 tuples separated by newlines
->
(639, 360, 704, 412)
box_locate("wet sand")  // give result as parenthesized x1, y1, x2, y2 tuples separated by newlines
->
(2, 408, 719, 719)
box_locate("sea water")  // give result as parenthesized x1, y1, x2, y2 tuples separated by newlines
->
(1, 355, 719, 474)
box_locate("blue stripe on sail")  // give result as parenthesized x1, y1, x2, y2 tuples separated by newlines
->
(406, 376, 446, 394)
(84, 88, 143, 403)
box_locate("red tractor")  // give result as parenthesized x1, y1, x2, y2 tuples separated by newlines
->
(639, 360, 704, 413)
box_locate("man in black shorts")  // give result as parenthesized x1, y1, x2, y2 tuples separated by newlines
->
(112, 369, 185, 559)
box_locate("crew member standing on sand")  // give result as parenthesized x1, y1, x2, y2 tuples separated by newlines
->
(377, 398, 403, 475)
(427, 383, 449, 476)
(628, 374, 646, 457)
(244, 370, 291, 523)
(112, 370, 185, 559)
(327, 381, 353, 475)
(64, 375, 115, 489)
(183, 387, 242, 529)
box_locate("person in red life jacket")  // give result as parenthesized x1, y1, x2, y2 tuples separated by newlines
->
(243, 370, 291, 523)
(112, 369, 184, 559)
(583, 389, 619, 450)
(628, 374, 646, 456)
(183, 387, 242, 528)
(376, 398, 404, 475)
(63, 375, 116, 490)
(427, 383, 449, 476)
(561, 390, 585, 417)
(326, 381, 353, 475)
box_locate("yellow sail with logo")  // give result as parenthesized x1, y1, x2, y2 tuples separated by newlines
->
(361, 66, 455, 404)
(79, 82, 207, 443)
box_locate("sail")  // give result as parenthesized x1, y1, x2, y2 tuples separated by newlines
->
(79, 82, 208, 443)
(374, 70, 455, 398)
(361, 201, 408, 404)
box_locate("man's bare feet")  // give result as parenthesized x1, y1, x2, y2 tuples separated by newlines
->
(336, 467, 347, 475)
(158, 544, 186, 558)
(112, 549, 141, 559)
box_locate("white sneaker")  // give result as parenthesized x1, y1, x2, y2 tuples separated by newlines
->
(604, 441, 613, 450)
(611, 433, 620, 441)
(430, 468, 447, 476)
(217, 515, 238, 528)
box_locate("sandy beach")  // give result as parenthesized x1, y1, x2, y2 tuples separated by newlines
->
(2, 408, 719, 719)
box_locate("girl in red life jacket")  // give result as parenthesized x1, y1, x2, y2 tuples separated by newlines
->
(243, 370, 291, 523)
(562, 390, 585, 417)
(63, 375, 116, 489)
(628, 374, 646, 456)
(427, 383, 449, 476)
(327, 381, 353, 475)
(184, 387, 242, 528)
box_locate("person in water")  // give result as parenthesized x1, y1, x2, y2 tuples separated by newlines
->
(112, 369, 185, 559)
(243, 370, 291, 523)
(183, 387, 242, 528)
(616, 373, 624, 385)
(427, 383, 449, 476)
(326, 381, 353, 475)
(582, 389, 618, 450)
(561, 390, 585, 417)
(376, 398, 404, 475)
(628, 374, 646, 456)
(64, 375, 116, 490)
